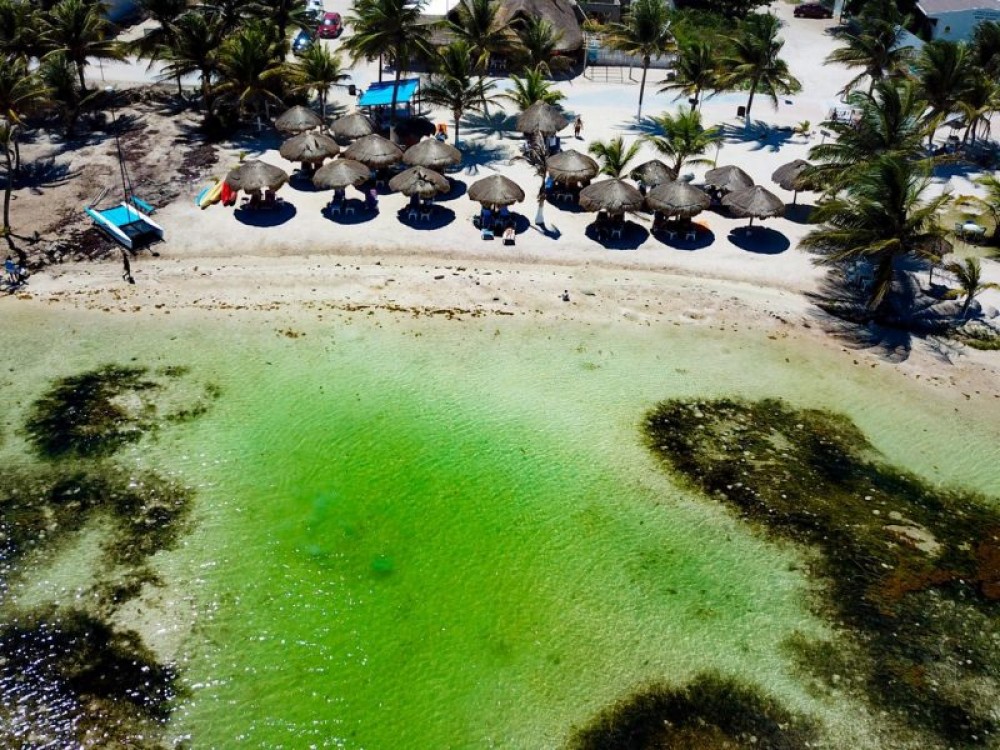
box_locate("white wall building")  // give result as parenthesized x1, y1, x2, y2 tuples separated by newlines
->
(915, 0, 1000, 42)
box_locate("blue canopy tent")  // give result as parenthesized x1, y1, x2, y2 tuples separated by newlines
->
(358, 78, 420, 123)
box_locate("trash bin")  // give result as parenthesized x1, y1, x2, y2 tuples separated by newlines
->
(737, 105, 746, 118)
(348, 84, 357, 96)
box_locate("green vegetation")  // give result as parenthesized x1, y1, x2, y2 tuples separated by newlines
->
(643, 106, 721, 174)
(718, 13, 800, 122)
(569, 672, 817, 749)
(644, 397, 1000, 744)
(588, 136, 642, 178)
(607, 0, 676, 120)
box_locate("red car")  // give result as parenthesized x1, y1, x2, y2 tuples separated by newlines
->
(317, 11, 343, 38)
(794, 2, 833, 17)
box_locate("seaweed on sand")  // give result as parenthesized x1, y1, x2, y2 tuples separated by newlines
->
(569, 672, 817, 749)
(0, 607, 179, 749)
(24, 365, 161, 459)
(0, 464, 193, 570)
(644, 398, 1000, 744)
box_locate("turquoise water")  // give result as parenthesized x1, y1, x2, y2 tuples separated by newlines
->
(3, 307, 999, 748)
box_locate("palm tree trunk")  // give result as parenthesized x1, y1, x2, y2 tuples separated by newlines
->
(320, 89, 327, 120)
(389, 65, 401, 140)
(745, 78, 758, 122)
(77, 60, 87, 91)
(454, 109, 461, 148)
(536, 171, 547, 227)
(962, 295, 972, 318)
(176, 73, 184, 99)
(3, 144, 13, 235)
(13, 137, 20, 176)
(637, 58, 649, 121)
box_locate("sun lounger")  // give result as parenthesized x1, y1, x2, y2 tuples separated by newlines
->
(503, 227, 515, 245)
(685, 229, 697, 241)
(407, 207, 419, 221)
(610, 226, 623, 240)
(420, 207, 433, 221)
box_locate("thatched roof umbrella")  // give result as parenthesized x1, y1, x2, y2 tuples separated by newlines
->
(312, 158, 371, 190)
(579, 179, 645, 215)
(546, 149, 599, 184)
(274, 105, 322, 135)
(646, 181, 711, 218)
(330, 113, 375, 141)
(485, 0, 582, 52)
(468, 174, 525, 206)
(279, 131, 340, 165)
(704, 165, 754, 193)
(389, 166, 450, 198)
(343, 134, 403, 168)
(403, 138, 462, 170)
(722, 185, 785, 227)
(630, 160, 676, 189)
(225, 160, 288, 193)
(516, 101, 569, 135)
(771, 159, 818, 205)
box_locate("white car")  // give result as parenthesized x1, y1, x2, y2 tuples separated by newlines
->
(306, 0, 324, 18)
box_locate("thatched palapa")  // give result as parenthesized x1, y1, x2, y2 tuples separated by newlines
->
(225, 160, 288, 193)
(312, 159, 370, 190)
(330, 113, 375, 141)
(403, 138, 462, 169)
(630, 160, 676, 188)
(389, 166, 450, 198)
(279, 132, 340, 163)
(579, 179, 644, 214)
(274, 106, 322, 135)
(722, 185, 785, 226)
(343, 134, 404, 168)
(646, 182, 710, 218)
(468, 175, 525, 206)
(704, 165, 753, 193)
(771, 159, 817, 204)
(546, 149, 598, 183)
(516, 101, 570, 135)
(442, 0, 583, 52)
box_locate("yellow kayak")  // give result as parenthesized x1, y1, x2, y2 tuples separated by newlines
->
(197, 180, 224, 209)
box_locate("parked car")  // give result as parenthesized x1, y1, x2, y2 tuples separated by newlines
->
(794, 2, 833, 18)
(305, 0, 323, 17)
(292, 29, 314, 55)
(316, 11, 343, 39)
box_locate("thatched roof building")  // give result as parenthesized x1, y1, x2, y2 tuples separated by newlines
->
(426, 0, 585, 53)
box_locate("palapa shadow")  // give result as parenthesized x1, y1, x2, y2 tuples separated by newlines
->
(234, 201, 297, 227)
(727, 226, 790, 254)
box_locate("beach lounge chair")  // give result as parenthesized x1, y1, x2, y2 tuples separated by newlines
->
(502, 226, 515, 245)
(420, 206, 433, 221)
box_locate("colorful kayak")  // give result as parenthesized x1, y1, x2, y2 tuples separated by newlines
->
(197, 181, 224, 209)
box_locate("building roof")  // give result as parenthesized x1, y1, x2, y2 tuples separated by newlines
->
(358, 79, 420, 107)
(917, 0, 1000, 15)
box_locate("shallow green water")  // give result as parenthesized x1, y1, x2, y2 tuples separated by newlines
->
(3, 307, 1000, 748)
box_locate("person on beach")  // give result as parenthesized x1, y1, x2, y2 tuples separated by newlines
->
(4, 255, 16, 284)
(121, 249, 135, 284)
(574, 117, 583, 139)
(561, 290, 570, 302)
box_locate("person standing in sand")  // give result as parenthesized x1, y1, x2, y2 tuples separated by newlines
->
(121, 249, 135, 284)
(574, 117, 583, 139)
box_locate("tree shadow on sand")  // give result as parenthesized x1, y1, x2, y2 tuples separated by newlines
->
(234, 201, 297, 226)
(461, 111, 518, 140)
(460, 141, 512, 174)
(728, 226, 789, 254)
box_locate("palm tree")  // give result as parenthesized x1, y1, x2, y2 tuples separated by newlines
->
(826, 21, 912, 94)
(808, 79, 927, 189)
(199, 0, 255, 34)
(250, 0, 310, 49)
(501, 66, 565, 110)
(0, 117, 15, 235)
(970, 19, 1000, 77)
(971, 173, 1000, 241)
(659, 40, 716, 109)
(0, 0, 43, 60)
(802, 155, 950, 311)
(129, 0, 188, 97)
(160, 11, 224, 111)
(518, 135, 550, 227)
(39, 51, 95, 137)
(213, 21, 286, 121)
(343, 0, 434, 136)
(41, 0, 124, 91)
(515, 16, 569, 76)
(0, 56, 47, 173)
(956, 72, 999, 145)
(644, 107, 720, 174)
(607, 0, 675, 120)
(720, 13, 800, 122)
(286, 44, 348, 120)
(587, 136, 641, 178)
(447, 0, 517, 75)
(915, 40, 972, 144)
(422, 40, 496, 147)
(944, 257, 999, 318)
